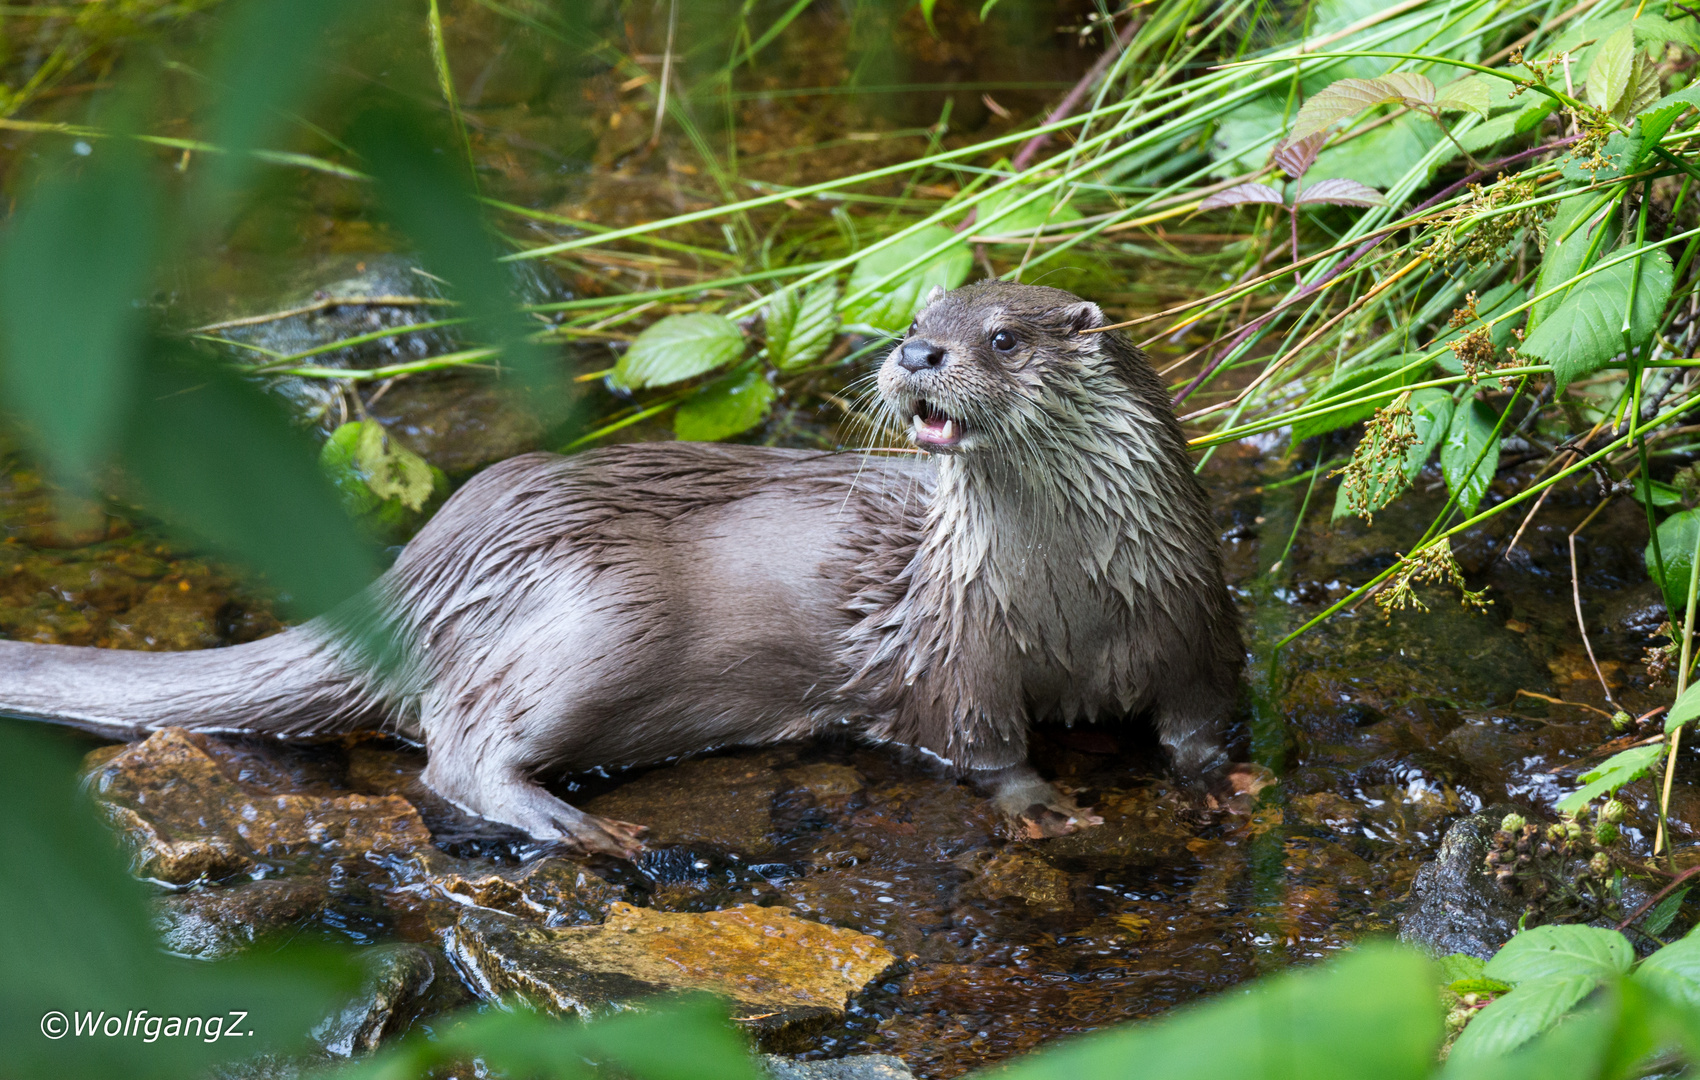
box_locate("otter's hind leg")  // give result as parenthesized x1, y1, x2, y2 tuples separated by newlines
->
(419, 714, 647, 858)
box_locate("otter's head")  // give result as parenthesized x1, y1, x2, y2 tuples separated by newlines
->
(878, 280, 1128, 455)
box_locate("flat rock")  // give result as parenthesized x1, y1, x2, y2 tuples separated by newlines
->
(86, 728, 432, 883)
(447, 901, 896, 1049)
(762, 1055, 914, 1079)
(312, 943, 443, 1057)
(586, 755, 785, 853)
(974, 849, 1072, 910)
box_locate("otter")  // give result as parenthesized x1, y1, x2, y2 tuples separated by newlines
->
(0, 282, 1243, 856)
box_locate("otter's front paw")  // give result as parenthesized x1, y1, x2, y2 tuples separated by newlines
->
(1011, 796, 1105, 839)
(1205, 762, 1276, 814)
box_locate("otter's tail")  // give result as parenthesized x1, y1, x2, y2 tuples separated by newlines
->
(0, 625, 395, 740)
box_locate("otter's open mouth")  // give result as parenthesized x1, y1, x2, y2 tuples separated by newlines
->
(911, 399, 966, 449)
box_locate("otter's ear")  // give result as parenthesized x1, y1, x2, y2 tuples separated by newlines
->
(1064, 301, 1105, 334)
(924, 285, 946, 307)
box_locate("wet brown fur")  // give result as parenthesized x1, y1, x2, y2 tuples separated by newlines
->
(0, 282, 1242, 854)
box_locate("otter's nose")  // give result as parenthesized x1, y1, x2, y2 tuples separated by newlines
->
(898, 338, 947, 373)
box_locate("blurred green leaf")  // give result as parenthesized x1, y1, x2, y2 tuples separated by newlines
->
(1635, 925, 1700, 1008)
(352, 420, 434, 511)
(1440, 397, 1499, 517)
(765, 281, 840, 370)
(0, 722, 358, 1079)
(1518, 245, 1673, 396)
(1450, 975, 1601, 1063)
(1294, 354, 1426, 441)
(994, 943, 1441, 1080)
(120, 343, 381, 617)
(1647, 507, 1700, 614)
(199, 0, 355, 212)
(351, 107, 550, 391)
(1440, 954, 1489, 984)
(1668, 681, 1700, 733)
(1640, 888, 1691, 937)
(616, 313, 746, 389)
(674, 365, 776, 442)
(1440, 997, 1618, 1080)
(1628, 478, 1685, 508)
(0, 142, 157, 484)
(340, 995, 762, 1080)
(841, 225, 971, 334)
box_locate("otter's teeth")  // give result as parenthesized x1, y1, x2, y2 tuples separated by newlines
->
(940, 418, 956, 441)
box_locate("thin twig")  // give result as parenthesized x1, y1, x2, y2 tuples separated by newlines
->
(1616, 865, 1700, 931)
(1569, 496, 1619, 708)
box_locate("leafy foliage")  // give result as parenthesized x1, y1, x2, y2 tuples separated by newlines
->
(615, 313, 748, 390)
(675, 365, 777, 441)
(1554, 743, 1668, 815)
(765, 281, 840, 370)
(840, 225, 971, 333)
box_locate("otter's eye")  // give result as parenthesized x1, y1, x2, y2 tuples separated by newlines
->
(990, 329, 1017, 352)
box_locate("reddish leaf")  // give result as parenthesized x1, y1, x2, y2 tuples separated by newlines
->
(1273, 133, 1326, 179)
(1293, 178, 1386, 207)
(1199, 182, 1285, 211)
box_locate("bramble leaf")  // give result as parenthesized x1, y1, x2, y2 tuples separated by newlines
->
(1291, 77, 1410, 140)
(1486, 925, 1634, 985)
(841, 225, 971, 333)
(1199, 183, 1285, 211)
(1273, 133, 1326, 178)
(1440, 397, 1500, 517)
(614, 313, 746, 389)
(1293, 177, 1386, 207)
(1555, 744, 1666, 815)
(765, 281, 839, 370)
(1380, 71, 1436, 105)
(1649, 507, 1700, 615)
(1517, 244, 1673, 394)
(1435, 75, 1491, 118)
(1634, 925, 1700, 1008)
(1585, 25, 1637, 116)
(674, 365, 775, 442)
(1667, 681, 1700, 733)
(1448, 976, 1602, 1062)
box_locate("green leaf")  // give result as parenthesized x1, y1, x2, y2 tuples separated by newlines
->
(1449, 976, 1601, 1062)
(1647, 507, 1700, 615)
(120, 344, 381, 618)
(995, 942, 1442, 1080)
(0, 141, 157, 484)
(348, 420, 435, 511)
(1517, 245, 1674, 395)
(1487, 925, 1635, 985)
(1634, 925, 1700, 1008)
(1435, 76, 1491, 118)
(1293, 354, 1427, 441)
(1640, 888, 1690, 937)
(1555, 743, 1666, 815)
(765, 281, 840, 370)
(1440, 954, 1489, 984)
(1585, 25, 1638, 116)
(976, 185, 1084, 240)
(1450, 977, 1515, 996)
(674, 366, 776, 442)
(1439, 997, 1618, 1080)
(1529, 196, 1606, 331)
(1440, 398, 1500, 517)
(841, 225, 971, 334)
(1629, 478, 1685, 508)
(1668, 680, 1700, 733)
(615, 313, 747, 389)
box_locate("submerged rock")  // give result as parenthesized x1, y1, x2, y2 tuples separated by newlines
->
(85, 728, 432, 884)
(972, 849, 1073, 910)
(586, 754, 788, 854)
(762, 1055, 914, 1079)
(1398, 806, 1523, 959)
(312, 943, 446, 1058)
(446, 901, 896, 1049)
(155, 877, 329, 959)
